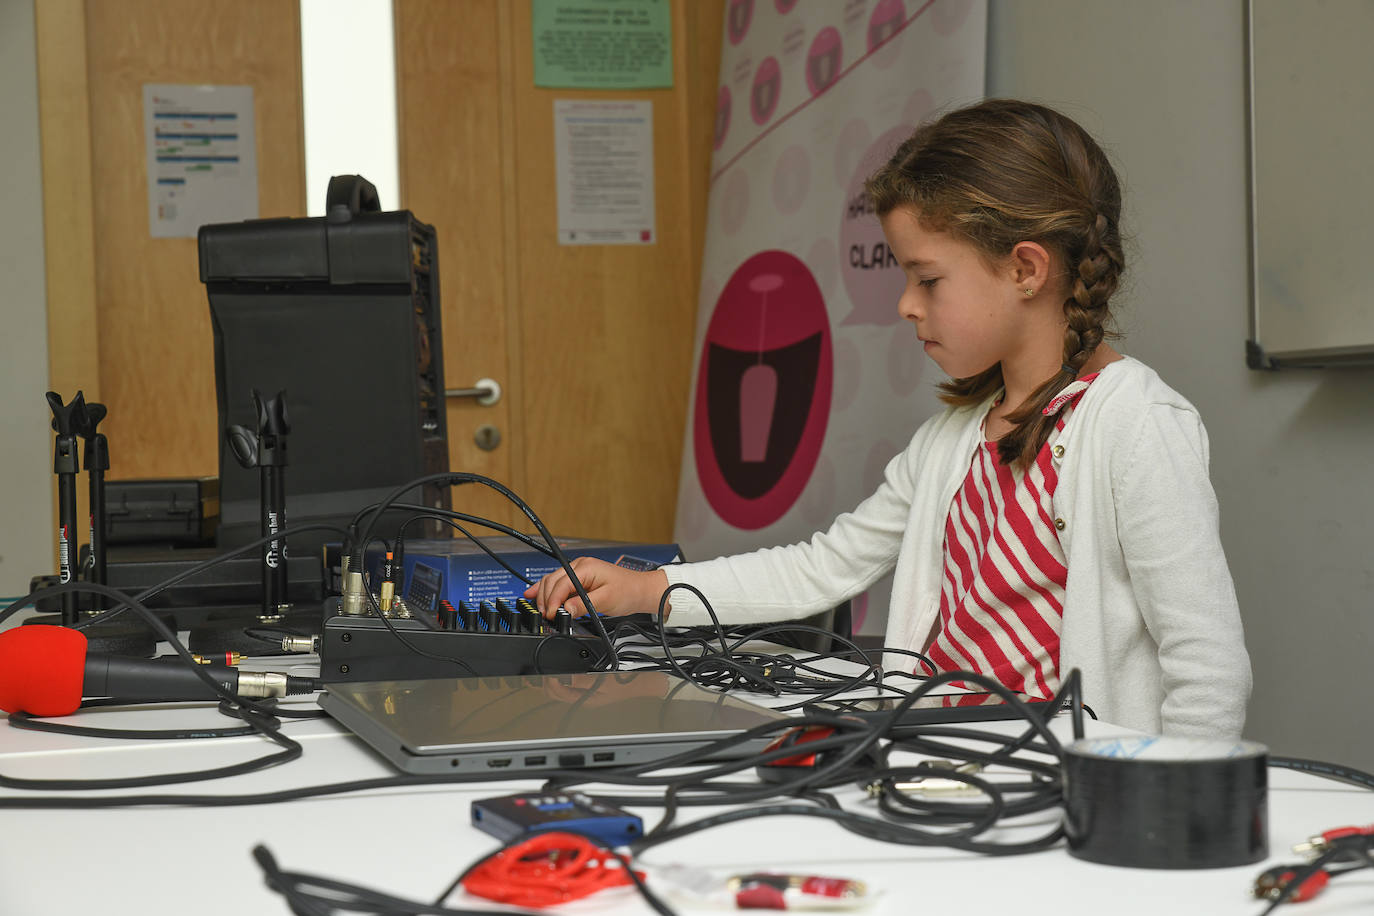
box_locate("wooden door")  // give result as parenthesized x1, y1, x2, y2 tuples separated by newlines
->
(394, 0, 724, 544)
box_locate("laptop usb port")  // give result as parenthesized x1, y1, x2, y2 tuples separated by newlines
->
(593, 752, 614, 762)
(486, 758, 512, 768)
(524, 755, 547, 766)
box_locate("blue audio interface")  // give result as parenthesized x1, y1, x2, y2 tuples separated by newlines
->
(363, 536, 682, 614)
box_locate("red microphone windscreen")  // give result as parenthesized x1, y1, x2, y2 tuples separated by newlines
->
(0, 624, 88, 716)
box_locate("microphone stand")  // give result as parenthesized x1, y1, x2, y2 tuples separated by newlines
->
(45, 391, 83, 626)
(228, 389, 291, 623)
(190, 390, 318, 656)
(75, 401, 109, 611)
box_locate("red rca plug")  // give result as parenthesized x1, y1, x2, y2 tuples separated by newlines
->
(1292, 824, 1374, 857)
(1252, 865, 1330, 903)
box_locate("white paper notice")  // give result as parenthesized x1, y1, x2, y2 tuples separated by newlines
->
(554, 99, 655, 245)
(144, 84, 258, 238)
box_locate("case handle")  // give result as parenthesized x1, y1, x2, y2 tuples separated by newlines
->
(325, 175, 381, 223)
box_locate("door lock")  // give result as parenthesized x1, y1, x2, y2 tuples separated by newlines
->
(474, 424, 502, 451)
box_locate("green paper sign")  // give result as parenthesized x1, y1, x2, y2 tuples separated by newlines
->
(532, 0, 674, 89)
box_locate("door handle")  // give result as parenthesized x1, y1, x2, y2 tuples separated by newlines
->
(445, 377, 501, 406)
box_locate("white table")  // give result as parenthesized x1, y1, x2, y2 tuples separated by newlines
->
(1, 658, 1371, 915)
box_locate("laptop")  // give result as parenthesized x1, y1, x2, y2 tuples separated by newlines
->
(319, 669, 788, 775)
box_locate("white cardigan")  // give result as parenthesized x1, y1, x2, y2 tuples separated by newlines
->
(664, 357, 1252, 737)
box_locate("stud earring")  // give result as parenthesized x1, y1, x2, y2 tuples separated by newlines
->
(1023, 288, 1035, 297)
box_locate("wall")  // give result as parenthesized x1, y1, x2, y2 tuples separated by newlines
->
(988, 0, 1374, 769)
(0, 0, 56, 597)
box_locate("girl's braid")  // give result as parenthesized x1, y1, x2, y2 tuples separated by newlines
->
(1062, 211, 1122, 376)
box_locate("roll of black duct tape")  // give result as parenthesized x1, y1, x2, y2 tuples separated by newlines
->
(1062, 735, 1269, 869)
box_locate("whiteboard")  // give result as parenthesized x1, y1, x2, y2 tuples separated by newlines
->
(1247, 0, 1374, 368)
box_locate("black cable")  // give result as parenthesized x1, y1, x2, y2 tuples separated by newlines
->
(0, 711, 298, 792)
(639, 582, 938, 697)
(219, 696, 330, 722)
(1269, 755, 1374, 791)
(637, 584, 949, 711)
(0, 769, 597, 809)
(735, 651, 884, 713)
(633, 798, 1064, 857)
(344, 501, 555, 558)
(652, 582, 786, 695)
(6, 701, 264, 740)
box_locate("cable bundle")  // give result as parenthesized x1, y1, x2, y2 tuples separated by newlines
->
(459, 832, 644, 907)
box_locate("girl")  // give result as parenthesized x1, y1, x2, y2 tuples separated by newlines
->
(526, 99, 1252, 738)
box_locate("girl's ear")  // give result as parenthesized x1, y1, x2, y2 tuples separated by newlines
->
(1007, 240, 1054, 295)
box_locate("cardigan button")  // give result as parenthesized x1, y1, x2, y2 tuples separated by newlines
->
(1052, 444, 1065, 458)
(1054, 517, 1066, 530)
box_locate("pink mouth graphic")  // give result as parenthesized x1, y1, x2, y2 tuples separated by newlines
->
(695, 251, 832, 528)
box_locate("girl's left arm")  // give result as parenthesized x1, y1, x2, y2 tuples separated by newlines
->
(1113, 403, 1253, 737)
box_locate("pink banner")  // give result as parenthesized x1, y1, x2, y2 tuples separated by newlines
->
(675, 0, 986, 635)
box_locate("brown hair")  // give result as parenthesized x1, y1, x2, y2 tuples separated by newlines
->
(864, 98, 1125, 469)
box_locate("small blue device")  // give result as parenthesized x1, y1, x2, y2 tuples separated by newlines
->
(471, 792, 644, 847)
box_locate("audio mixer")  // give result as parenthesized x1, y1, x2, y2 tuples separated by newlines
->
(319, 597, 605, 683)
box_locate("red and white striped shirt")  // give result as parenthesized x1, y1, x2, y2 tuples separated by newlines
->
(926, 374, 1099, 703)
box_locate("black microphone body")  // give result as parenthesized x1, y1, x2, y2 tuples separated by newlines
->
(82, 656, 234, 701)
(81, 655, 314, 702)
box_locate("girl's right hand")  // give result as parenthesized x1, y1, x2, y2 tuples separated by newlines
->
(522, 556, 670, 619)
